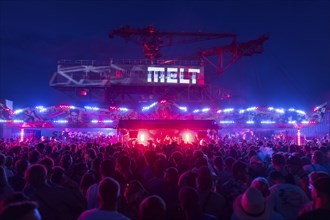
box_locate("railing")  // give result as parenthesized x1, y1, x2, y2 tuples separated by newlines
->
(58, 59, 202, 66)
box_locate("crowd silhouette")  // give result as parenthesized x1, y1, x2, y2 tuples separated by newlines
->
(0, 134, 330, 220)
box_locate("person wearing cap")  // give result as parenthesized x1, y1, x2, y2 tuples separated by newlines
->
(232, 187, 283, 220)
(251, 177, 270, 198)
(297, 176, 330, 220)
(268, 171, 309, 220)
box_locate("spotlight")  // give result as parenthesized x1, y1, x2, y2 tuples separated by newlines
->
(138, 131, 148, 144)
(182, 131, 193, 143)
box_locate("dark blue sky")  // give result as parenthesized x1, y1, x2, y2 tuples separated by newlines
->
(0, 0, 329, 111)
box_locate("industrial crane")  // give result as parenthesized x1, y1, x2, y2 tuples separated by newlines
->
(109, 26, 269, 74)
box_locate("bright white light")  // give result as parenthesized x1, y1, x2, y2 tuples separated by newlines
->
(103, 120, 113, 123)
(142, 102, 157, 111)
(84, 106, 99, 111)
(301, 121, 309, 124)
(91, 120, 98, 123)
(53, 120, 68, 123)
(220, 120, 235, 124)
(179, 106, 187, 112)
(182, 131, 193, 143)
(288, 120, 297, 124)
(182, 132, 193, 143)
(223, 108, 234, 113)
(246, 120, 255, 124)
(69, 106, 75, 109)
(261, 120, 276, 124)
(202, 108, 210, 112)
(239, 110, 245, 114)
(288, 108, 295, 111)
(246, 107, 256, 111)
(275, 108, 285, 114)
(35, 106, 47, 112)
(193, 109, 200, 113)
(185, 134, 190, 142)
(217, 110, 222, 113)
(13, 120, 24, 123)
(268, 107, 274, 111)
(140, 134, 145, 142)
(0, 120, 7, 123)
(119, 107, 128, 111)
(14, 109, 24, 114)
(295, 110, 306, 115)
(138, 132, 148, 143)
(297, 129, 301, 146)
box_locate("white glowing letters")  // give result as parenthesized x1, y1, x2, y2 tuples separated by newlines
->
(147, 66, 200, 84)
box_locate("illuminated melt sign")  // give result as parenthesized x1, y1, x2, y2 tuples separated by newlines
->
(147, 66, 201, 85)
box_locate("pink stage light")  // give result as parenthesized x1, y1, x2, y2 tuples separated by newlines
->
(20, 129, 24, 142)
(58, 105, 75, 109)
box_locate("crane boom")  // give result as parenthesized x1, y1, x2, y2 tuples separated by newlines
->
(109, 26, 237, 60)
(109, 26, 268, 74)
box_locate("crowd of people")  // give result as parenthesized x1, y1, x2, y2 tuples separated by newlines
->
(0, 134, 330, 220)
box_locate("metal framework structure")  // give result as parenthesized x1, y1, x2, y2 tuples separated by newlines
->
(50, 59, 230, 106)
(50, 26, 267, 106)
(109, 26, 268, 74)
(109, 26, 237, 60)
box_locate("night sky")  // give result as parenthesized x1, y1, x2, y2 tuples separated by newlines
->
(0, 0, 329, 111)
